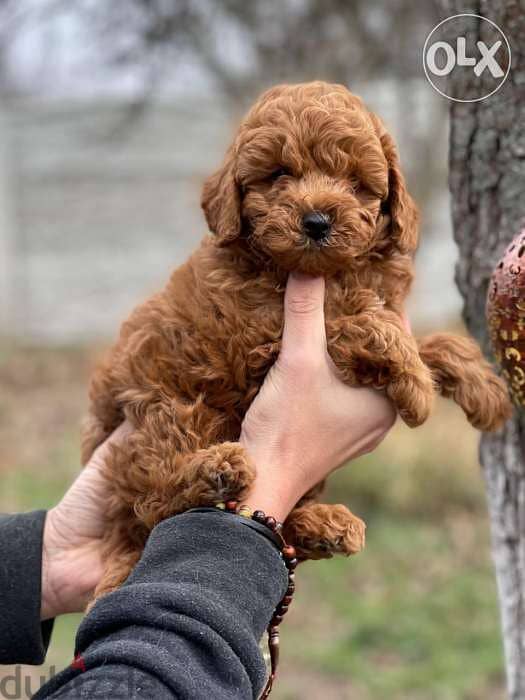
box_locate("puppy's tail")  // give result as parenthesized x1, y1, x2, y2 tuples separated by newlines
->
(417, 332, 512, 432)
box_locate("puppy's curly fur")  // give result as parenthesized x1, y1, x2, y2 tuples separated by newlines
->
(83, 82, 512, 599)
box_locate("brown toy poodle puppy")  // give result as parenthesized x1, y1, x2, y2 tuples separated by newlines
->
(82, 81, 512, 600)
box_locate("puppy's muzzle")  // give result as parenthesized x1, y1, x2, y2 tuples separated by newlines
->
(302, 211, 331, 242)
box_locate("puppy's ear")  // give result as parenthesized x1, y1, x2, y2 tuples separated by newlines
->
(201, 146, 242, 245)
(371, 115, 419, 255)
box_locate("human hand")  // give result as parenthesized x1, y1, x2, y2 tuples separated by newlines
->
(40, 422, 131, 620)
(240, 273, 397, 522)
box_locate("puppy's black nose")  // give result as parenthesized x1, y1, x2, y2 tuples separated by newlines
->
(302, 211, 331, 241)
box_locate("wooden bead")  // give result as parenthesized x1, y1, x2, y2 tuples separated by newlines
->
(282, 595, 293, 605)
(286, 585, 295, 596)
(238, 505, 252, 518)
(265, 516, 277, 530)
(282, 545, 296, 560)
(288, 572, 295, 583)
(263, 626, 280, 700)
(272, 614, 284, 626)
(286, 557, 298, 570)
(252, 510, 266, 523)
(268, 627, 280, 658)
(225, 500, 238, 512)
(277, 604, 289, 615)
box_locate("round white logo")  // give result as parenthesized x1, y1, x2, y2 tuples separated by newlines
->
(423, 14, 511, 103)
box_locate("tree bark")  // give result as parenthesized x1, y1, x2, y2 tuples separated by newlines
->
(443, 1, 525, 697)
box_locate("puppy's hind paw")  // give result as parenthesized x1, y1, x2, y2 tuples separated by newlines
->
(284, 503, 366, 561)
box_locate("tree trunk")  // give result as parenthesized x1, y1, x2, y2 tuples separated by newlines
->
(443, 1, 525, 697)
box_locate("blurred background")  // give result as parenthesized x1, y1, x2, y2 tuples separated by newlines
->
(0, 1, 505, 699)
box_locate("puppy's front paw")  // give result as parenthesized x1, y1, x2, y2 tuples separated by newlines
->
(387, 370, 435, 427)
(463, 371, 512, 431)
(284, 503, 365, 561)
(186, 442, 256, 506)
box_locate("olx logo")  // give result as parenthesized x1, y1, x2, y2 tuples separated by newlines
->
(426, 37, 504, 78)
(423, 14, 511, 103)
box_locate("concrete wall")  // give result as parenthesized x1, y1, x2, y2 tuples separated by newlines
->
(0, 94, 460, 343)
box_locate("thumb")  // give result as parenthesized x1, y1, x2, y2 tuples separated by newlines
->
(282, 272, 326, 355)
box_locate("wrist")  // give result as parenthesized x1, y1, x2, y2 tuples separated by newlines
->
(41, 508, 94, 620)
(41, 510, 64, 620)
(239, 438, 305, 521)
(242, 481, 297, 523)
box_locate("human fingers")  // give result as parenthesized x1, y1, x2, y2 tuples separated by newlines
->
(88, 420, 134, 470)
(281, 272, 326, 358)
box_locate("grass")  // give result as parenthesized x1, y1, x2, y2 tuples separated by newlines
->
(0, 340, 506, 699)
(279, 516, 503, 700)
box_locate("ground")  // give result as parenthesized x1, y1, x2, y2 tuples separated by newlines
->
(0, 340, 506, 700)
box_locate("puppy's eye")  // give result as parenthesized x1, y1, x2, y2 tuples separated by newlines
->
(268, 167, 291, 181)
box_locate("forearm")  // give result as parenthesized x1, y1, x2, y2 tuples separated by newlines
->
(0, 510, 54, 664)
(34, 511, 288, 700)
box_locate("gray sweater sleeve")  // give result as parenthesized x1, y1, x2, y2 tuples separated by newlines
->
(33, 511, 288, 699)
(0, 510, 54, 664)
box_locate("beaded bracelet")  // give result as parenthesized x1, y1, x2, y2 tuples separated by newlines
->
(188, 500, 297, 699)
